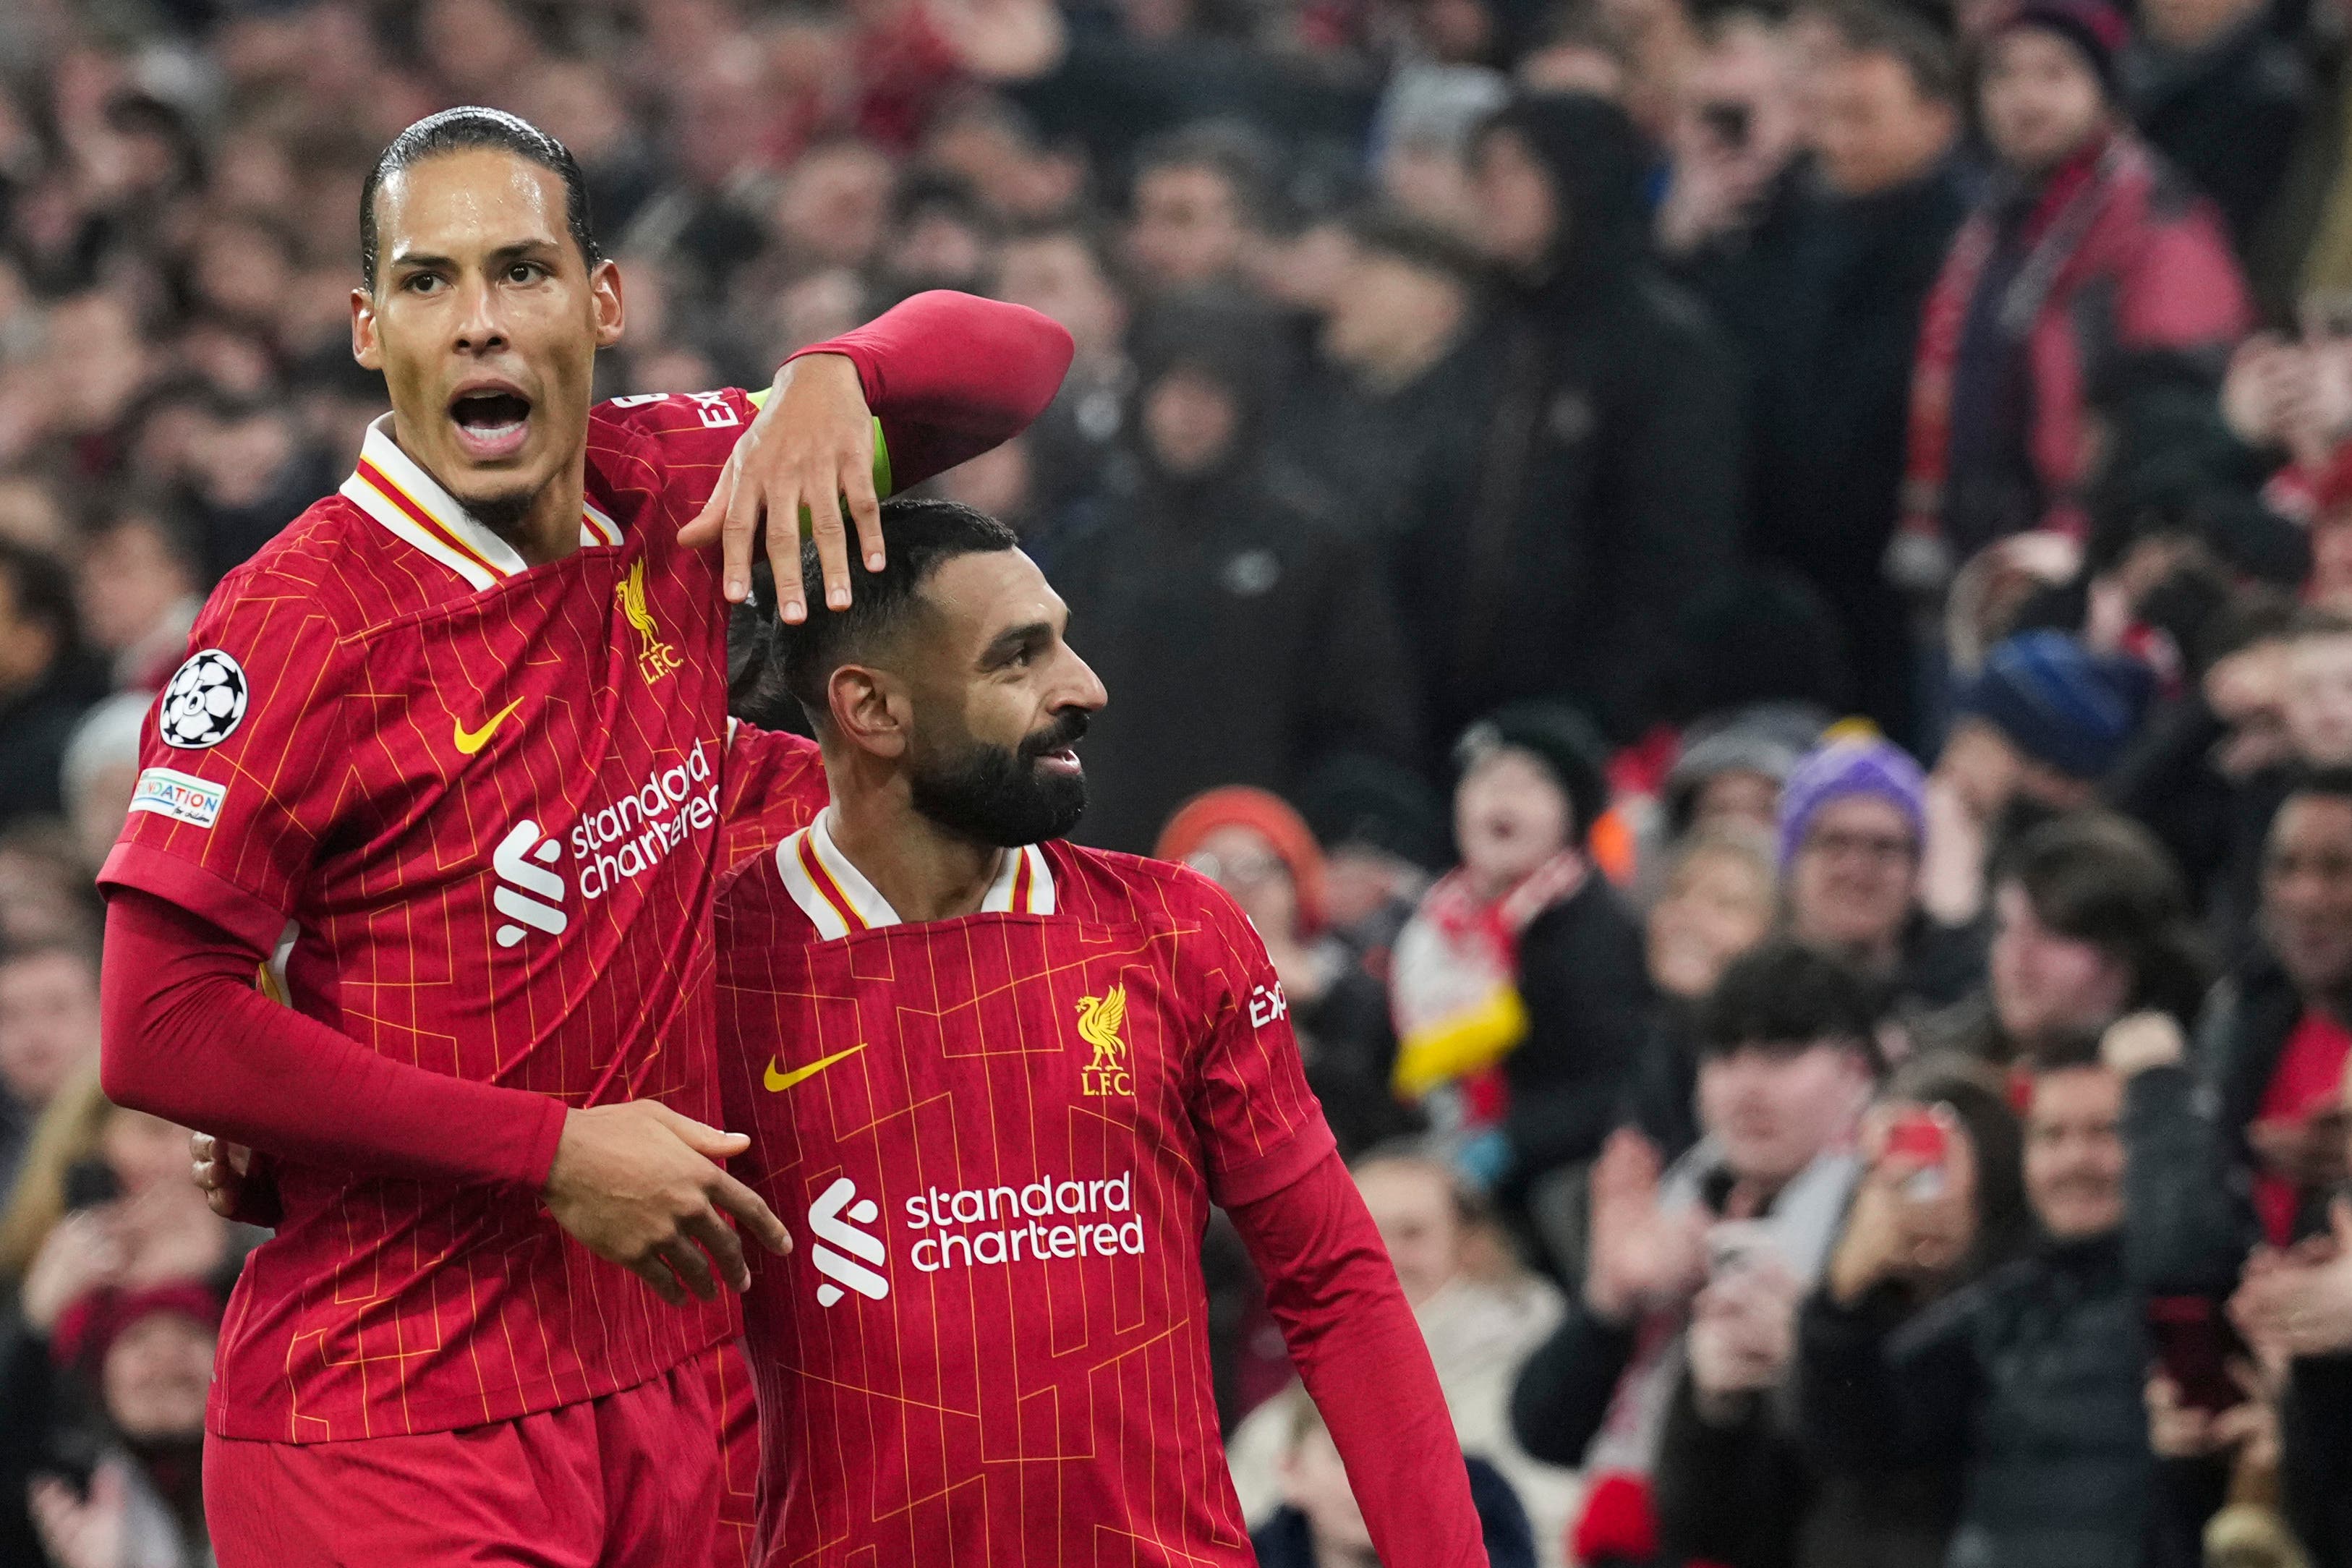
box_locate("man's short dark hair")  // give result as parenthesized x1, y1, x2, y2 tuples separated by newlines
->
(1130, 122, 1282, 231)
(1819, 0, 1959, 103)
(2283, 765, 2352, 811)
(1342, 207, 1484, 291)
(359, 107, 600, 294)
(0, 541, 78, 652)
(773, 497, 1022, 728)
(1698, 939, 1887, 1072)
(1995, 809, 2207, 1024)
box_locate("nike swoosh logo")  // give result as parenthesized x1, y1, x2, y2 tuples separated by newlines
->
(764, 1042, 866, 1093)
(453, 698, 526, 756)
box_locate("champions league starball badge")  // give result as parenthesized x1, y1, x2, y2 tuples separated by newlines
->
(158, 649, 250, 749)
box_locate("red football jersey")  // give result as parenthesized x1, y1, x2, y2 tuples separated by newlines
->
(100, 393, 779, 1442)
(713, 817, 1336, 1567)
(719, 720, 830, 872)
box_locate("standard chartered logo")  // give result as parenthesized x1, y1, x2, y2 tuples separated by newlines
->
(906, 1172, 1144, 1274)
(809, 1177, 889, 1307)
(491, 819, 567, 948)
(807, 1172, 1148, 1305)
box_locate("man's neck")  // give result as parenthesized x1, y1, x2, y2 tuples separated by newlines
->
(389, 417, 587, 568)
(822, 755, 1007, 924)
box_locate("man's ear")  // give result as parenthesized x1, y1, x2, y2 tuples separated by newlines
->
(590, 259, 625, 349)
(829, 664, 908, 759)
(351, 289, 382, 371)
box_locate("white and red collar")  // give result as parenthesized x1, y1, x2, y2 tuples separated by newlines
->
(338, 413, 621, 591)
(775, 809, 1056, 939)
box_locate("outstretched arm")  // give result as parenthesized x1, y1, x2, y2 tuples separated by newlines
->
(680, 291, 1073, 621)
(1228, 1150, 1489, 1568)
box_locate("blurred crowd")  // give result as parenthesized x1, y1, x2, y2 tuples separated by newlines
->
(12, 0, 2352, 1563)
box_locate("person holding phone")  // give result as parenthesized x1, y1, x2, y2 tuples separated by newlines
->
(1796, 1017, 2255, 1568)
(1653, 1061, 2029, 1568)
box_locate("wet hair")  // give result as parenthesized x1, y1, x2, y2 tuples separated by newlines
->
(359, 107, 600, 294)
(773, 497, 1021, 728)
(1993, 809, 2208, 1025)
(1698, 939, 1888, 1073)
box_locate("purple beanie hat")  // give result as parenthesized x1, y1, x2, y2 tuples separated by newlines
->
(1776, 735, 1928, 868)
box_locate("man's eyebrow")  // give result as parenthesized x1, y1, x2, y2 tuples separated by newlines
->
(388, 238, 563, 270)
(979, 620, 1054, 667)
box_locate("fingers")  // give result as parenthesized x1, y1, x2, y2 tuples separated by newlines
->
(681, 1203, 752, 1294)
(647, 1103, 752, 1160)
(764, 476, 811, 625)
(843, 438, 885, 574)
(657, 1235, 721, 1303)
(627, 1251, 689, 1308)
(804, 475, 852, 613)
(676, 464, 733, 553)
(712, 1169, 793, 1256)
(720, 461, 766, 614)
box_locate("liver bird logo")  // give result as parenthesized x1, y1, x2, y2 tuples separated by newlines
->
(615, 561, 682, 683)
(1076, 985, 1128, 1073)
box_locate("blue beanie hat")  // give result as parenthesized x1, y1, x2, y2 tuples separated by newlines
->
(1956, 631, 2155, 783)
(1778, 734, 1928, 869)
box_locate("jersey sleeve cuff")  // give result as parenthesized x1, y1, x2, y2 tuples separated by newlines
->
(98, 842, 290, 955)
(784, 338, 882, 410)
(1209, 1117, 1339, 1210)
(512, 1094, 570, 1190)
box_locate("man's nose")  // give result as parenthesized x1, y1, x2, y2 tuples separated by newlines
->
(452, 276, 508, 354)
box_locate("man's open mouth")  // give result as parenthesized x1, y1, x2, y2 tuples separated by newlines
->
(448, 388, 532, 460)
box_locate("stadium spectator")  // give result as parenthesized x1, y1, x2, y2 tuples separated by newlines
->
(0, 944, 101, 1194)
(1650, 1059, 2033, 1568)
(1229, 1151, 1580, 1562)
(1779, 733, 1986, 1016)
(993, 220, 1135, 527)
(2125, 0, 2309, 248)
(1509, 942, 1878, 1551)
(1923, 809, 2209, 1066)
(1421, 91, 1741, 746)
(1278, 208, 1489, 559)
(2200, 771, 2352, 1251)
(1052, 292, 1420, 851)
(1696, 2, 1970, 744)
(59, 695, 150, 879)
(1391, 703, 1650, 1196)
(0, 544, 103, 826)
(25, 1282, 221, 1568)
(1156, 787, 1407, 1155)
(1653, 5, 1805, 265)
(1924, 631, 2158, 924)
(1656, 701, 1827, 847)
(71, 511, 199, 696)
(1796, 1025, 2252, 1568)
(1123, 122, 1279, 297)
(1894, 0, 2251, 582)
(1628, 827, 1781, 1161)
(1250, 1387, 1539, 1568)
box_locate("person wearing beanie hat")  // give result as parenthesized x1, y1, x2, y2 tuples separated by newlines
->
(1388, 704, 1650, 1196)
(1898, 0, 2247, 568)
(1781, 730, 1987, 1012)
(30, 1282, 221, 1568)
(1951, 630, 2157, 794)
(1155, 788, 1411, 1156)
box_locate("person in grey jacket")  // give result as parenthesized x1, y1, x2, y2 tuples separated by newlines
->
(1795, 1021, 2255, 1568)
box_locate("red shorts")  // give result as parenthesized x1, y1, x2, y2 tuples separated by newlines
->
(710, 1339, 761, 1568)
(207, 1348, 723, 1568)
